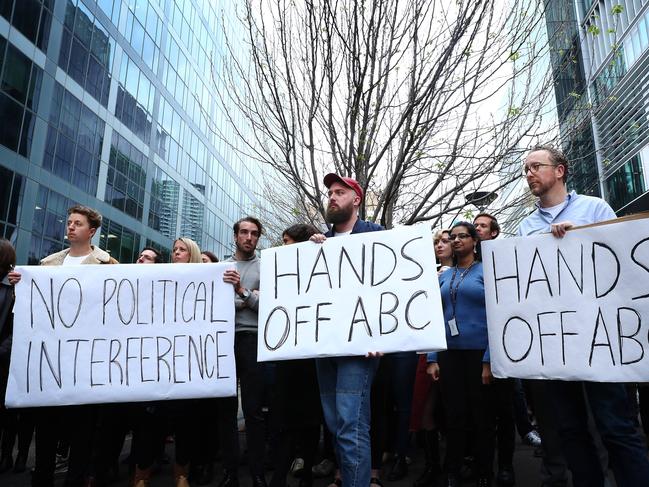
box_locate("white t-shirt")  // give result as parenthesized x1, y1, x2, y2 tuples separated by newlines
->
(334, 230, 352, 237)
(62, 254, 90, 266)
(539, 200, 568, 220)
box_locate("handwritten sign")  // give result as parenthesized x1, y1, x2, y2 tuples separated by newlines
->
(6, 263, 236, 407)
(258, 225, 447, 361)
(482, 217, 649, 381)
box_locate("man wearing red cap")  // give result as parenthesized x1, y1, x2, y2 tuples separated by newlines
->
(311, 173, 383, 487)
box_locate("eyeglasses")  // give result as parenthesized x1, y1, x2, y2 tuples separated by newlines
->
(448, 233, 472, 241)
(522, 162, 556, 175)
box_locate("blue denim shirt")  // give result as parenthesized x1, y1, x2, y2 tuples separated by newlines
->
(517, 190, 616, 236)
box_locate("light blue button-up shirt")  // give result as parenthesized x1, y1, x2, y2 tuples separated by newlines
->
(518, 190, 616, 236)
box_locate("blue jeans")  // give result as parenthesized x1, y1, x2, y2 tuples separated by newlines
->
(549, 380, 649, 487)
(316, 356, 379, 487)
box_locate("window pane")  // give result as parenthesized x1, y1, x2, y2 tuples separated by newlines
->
(11, 0, 41, 44)
(0, 92, 23, 151)
(2, 44, 32, 104)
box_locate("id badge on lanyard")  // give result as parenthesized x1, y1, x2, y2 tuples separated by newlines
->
(448, 317, 459, 337)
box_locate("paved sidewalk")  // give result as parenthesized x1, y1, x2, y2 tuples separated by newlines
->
(2, 433, 549, 487)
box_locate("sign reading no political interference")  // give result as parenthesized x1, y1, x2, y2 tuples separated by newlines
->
(257, 225, 447, 361)
(482, 217, 649, 382)
(6, 263, 236, 407)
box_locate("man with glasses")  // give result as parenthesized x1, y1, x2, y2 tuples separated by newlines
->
(518, 145, 649, 487)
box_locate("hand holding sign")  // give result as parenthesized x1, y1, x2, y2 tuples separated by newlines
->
(258, 225, 447, 361)
(6, 263, 236, 407)
(482, 217, 649, 382)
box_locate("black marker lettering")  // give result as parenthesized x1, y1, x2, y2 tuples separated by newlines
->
(348, 297, 372, 341)
(405, 291, 430, 330)
(401, 237, 424, 281)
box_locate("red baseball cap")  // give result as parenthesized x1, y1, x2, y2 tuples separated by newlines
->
(324, 173, 364, 200)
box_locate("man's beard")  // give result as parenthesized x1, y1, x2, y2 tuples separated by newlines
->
(235, 241, 255, 257)
(529, 179, 553, 197)
(326, 202, 354, 224)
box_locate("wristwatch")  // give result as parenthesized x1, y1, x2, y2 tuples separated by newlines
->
(238, 287, 251, 300)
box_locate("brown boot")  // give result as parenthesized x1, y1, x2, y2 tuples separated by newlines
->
(133, 466, 152, 487)
(174, 463, 190, 487)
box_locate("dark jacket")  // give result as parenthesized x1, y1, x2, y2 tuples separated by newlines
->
(0, 274, 14, 366)
(324, 217, 384, 237)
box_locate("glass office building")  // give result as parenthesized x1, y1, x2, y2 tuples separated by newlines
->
(545, 0, 649, 214)
(0, 0, 267, 264)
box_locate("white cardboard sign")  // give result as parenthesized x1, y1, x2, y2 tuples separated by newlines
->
(6, 263, 236, 407)
(257, 225, 447, 361)
(482, 218, 649, 381)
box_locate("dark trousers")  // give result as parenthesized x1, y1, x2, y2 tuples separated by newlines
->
(270, 425, 319, 487)
(33, 405, 99, 487)
(437, 350, 495, 478)
(192, 398, 219, 466)
(549, 380, 649, 487)
(387, 352, 418, 456)
(527, 380, 568, 487)
(219, 331, 266, 477)
(0, 408, 33, 461)
(512, 379, 534, 438)
(493, 378, 515, 468)
(33, 407, 60, 487)
(639, 384, 649, 445)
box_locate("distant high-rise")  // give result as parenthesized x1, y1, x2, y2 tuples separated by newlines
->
(0, 0, 266, 263)
(545, 0, 649, 213)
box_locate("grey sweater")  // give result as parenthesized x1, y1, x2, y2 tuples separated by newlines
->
(226, 254, 260, 333)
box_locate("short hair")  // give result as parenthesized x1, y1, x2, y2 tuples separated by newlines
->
(201, 251, 219, 262)
(282, 224, 320, 243)
(433, 229, 450, 243)
(450, 221, 482, 262)
(142, 246, 163, 264)
(530, 144, 569, 183)
(474, 213, 500, 238)
(173, 237, 202, 263)
(233, 216, 263, 236)
(67, 205, 102, 229)
(0, 239, 16, 275)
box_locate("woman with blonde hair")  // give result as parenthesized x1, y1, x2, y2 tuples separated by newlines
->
(172, 237, 202, 264)
(136, 236, 202, 487)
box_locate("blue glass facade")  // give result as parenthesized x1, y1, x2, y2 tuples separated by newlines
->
(0, 0, 266, 263)
(546, 0, 649, 214)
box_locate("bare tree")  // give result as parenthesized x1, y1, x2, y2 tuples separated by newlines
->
(213, 0, 558, 229)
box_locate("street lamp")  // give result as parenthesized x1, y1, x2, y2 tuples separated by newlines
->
(465, 191, 498, 211)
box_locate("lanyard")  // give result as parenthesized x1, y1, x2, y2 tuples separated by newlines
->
(449, 260, 476, 317)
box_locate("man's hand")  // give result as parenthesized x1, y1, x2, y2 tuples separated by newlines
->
(8, 270, 21, 285)
(426, 362, 440, 381)
(482, 363, 494, 385)
(550, 221, 574, 238)
(222, 269, 242, 294)
(310, 234, 327, 244)
(366, 352, 384, 358)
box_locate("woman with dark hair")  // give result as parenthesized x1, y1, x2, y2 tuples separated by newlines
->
(201, 251, 219, 263)
(270, 224, 322, 487)
(426, 222, 495, 487)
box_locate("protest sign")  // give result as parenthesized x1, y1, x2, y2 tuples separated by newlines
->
(257, 225, 446, 361)
(482, 217, 649, 381)
(6, 263, 236, 407)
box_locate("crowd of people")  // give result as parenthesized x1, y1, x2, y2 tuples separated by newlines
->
(0, 144, 648, 487)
